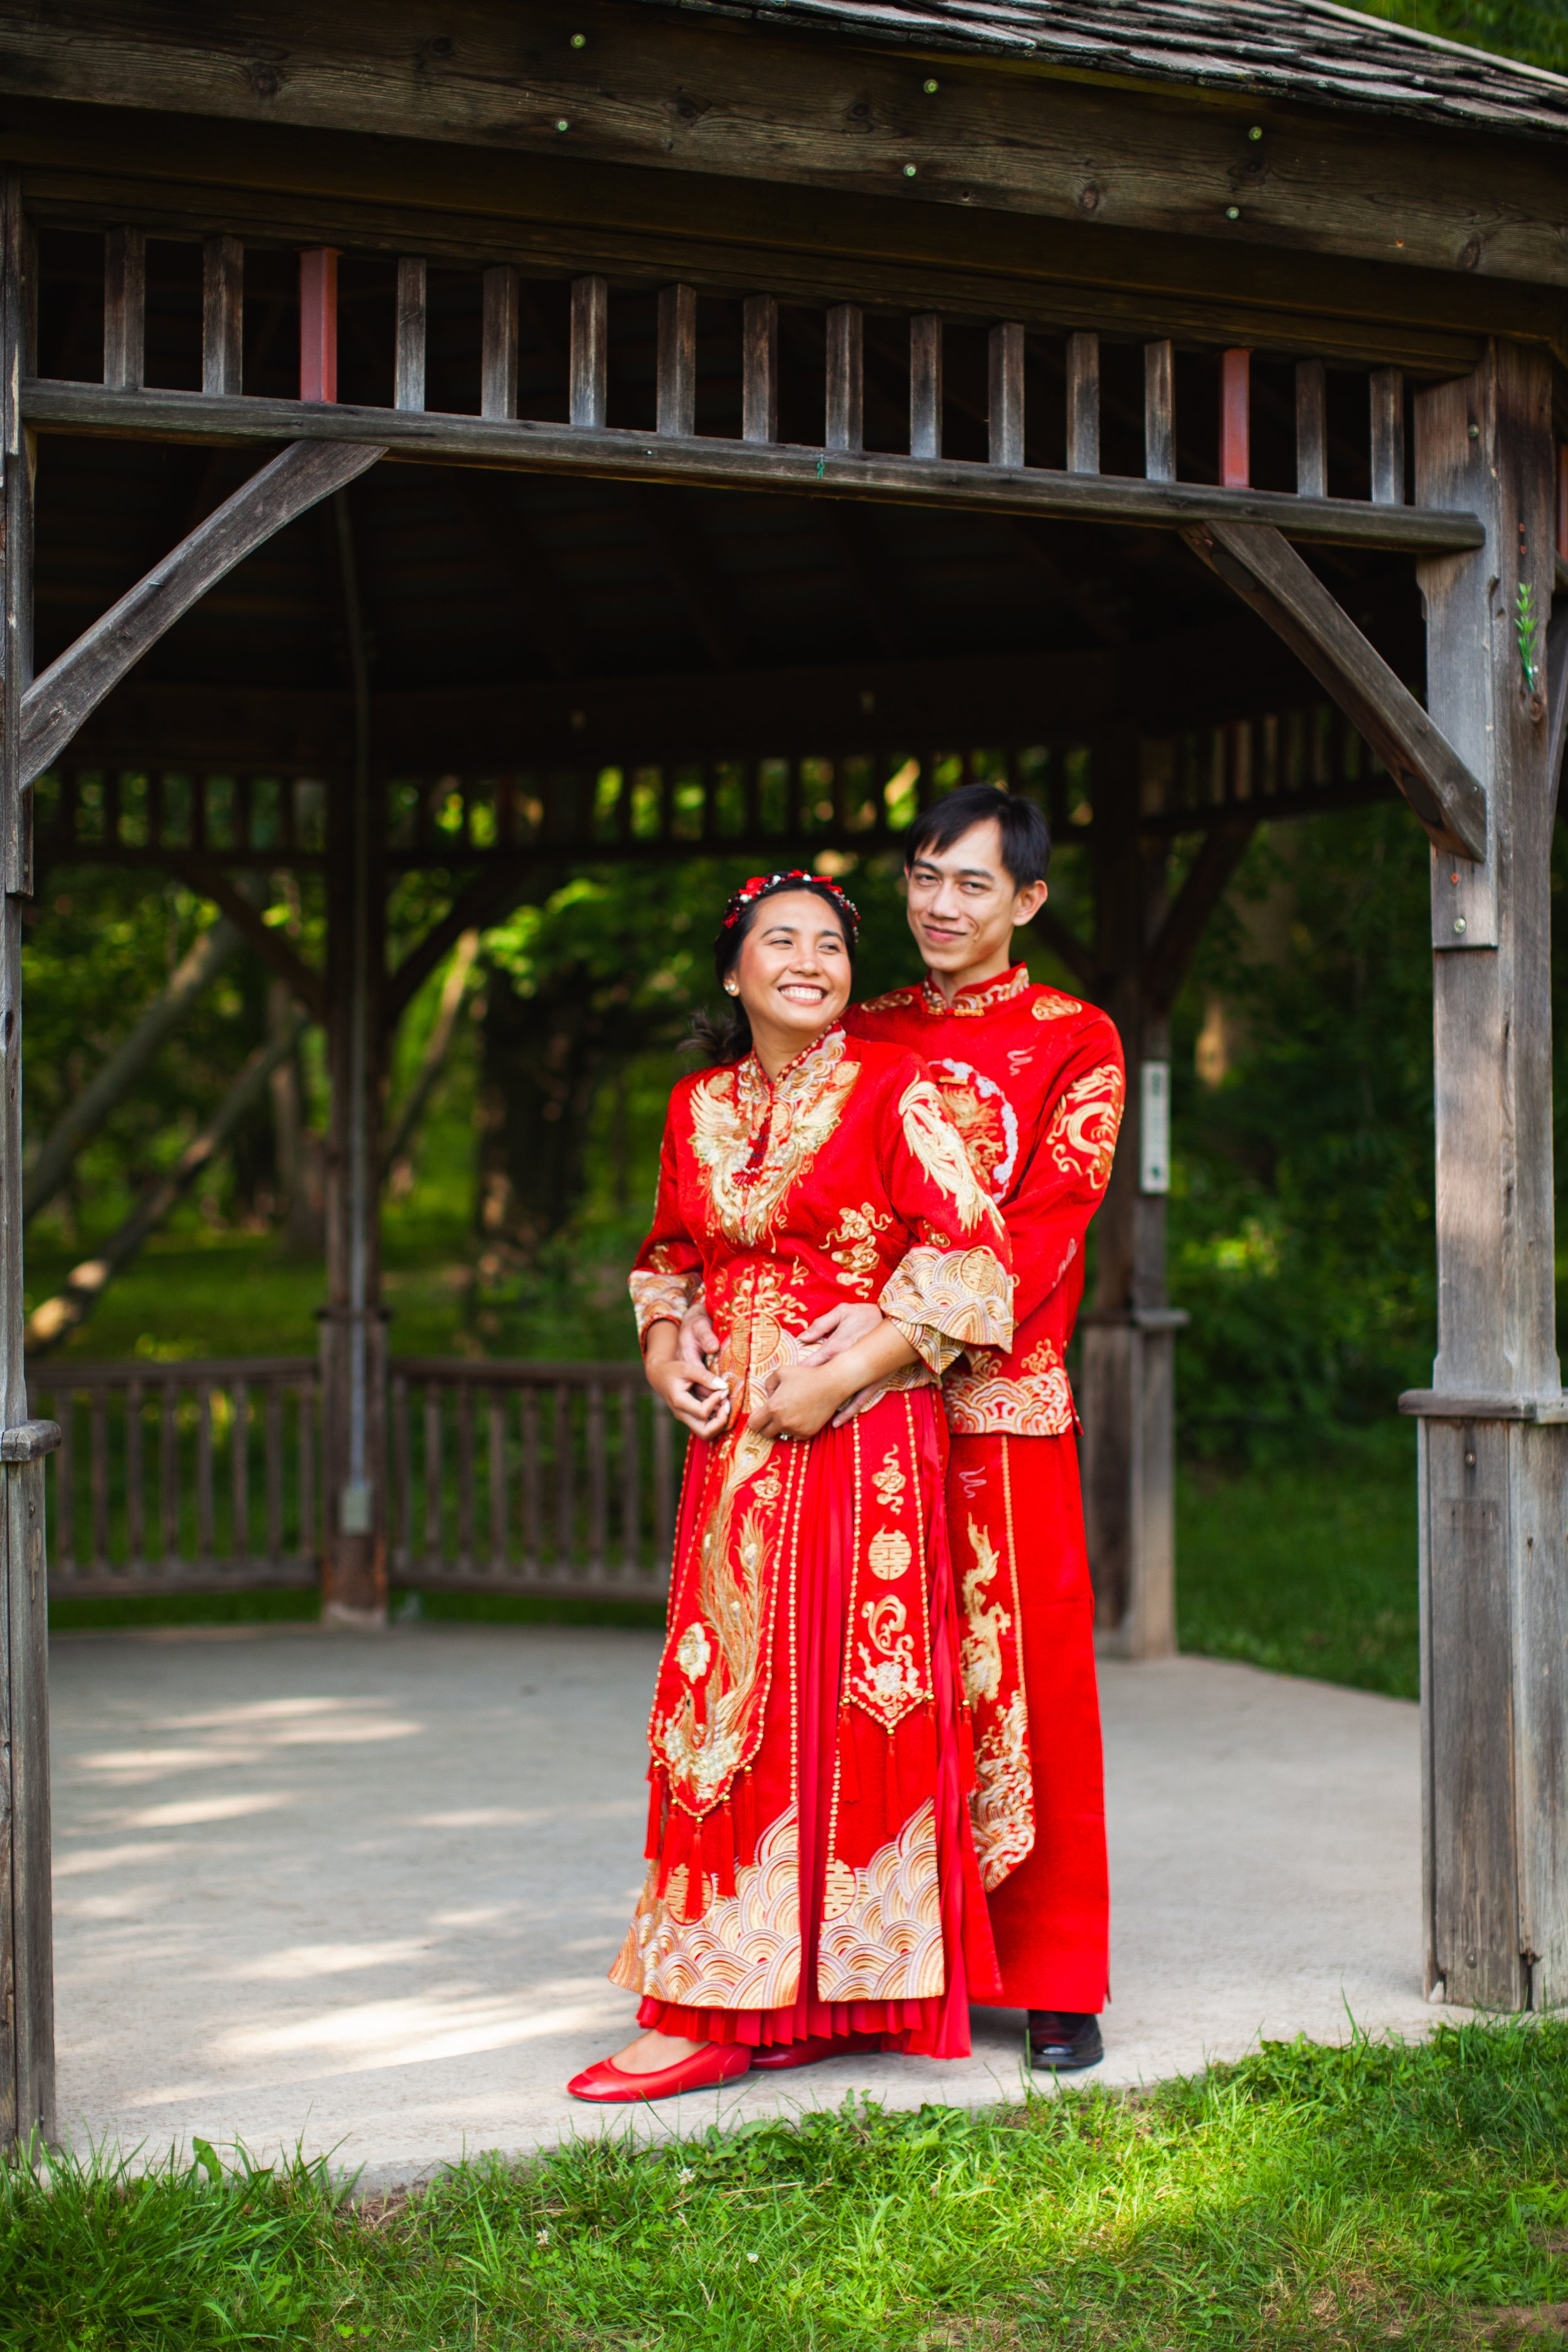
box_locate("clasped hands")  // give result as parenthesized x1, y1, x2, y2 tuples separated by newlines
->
(642, 1298, 896, 1443)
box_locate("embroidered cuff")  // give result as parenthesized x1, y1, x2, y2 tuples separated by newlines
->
(881, 1243, 1014, 1374)
(628, 1267, 701, 1342)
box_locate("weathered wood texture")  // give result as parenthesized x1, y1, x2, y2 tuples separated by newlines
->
(21, 380, 1486, 558)
(1411, 343, 1568, 2015)
(201, 233, 243, 397)
(1184, 518, 1486, 859)
(3, 0, 1567, 305)
(21, 438, 385, 788)
(0, 165, 55, 2154)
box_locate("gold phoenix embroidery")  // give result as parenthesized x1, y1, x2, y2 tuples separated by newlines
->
(687, 1031, 859, 1246)
(898, 1078, 1005, 1239)
(1044, 1060, 1125, 1194)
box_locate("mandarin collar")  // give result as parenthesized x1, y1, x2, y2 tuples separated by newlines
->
(734, 1021, 847, 1108)
(919, 963, 1031, 1018)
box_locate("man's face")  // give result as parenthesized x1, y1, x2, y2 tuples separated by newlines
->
(904, 819, 1048, 976)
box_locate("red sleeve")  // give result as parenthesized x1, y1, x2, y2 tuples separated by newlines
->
(875, 1056, 1015, 1374)
(1007, 1020, 1126, 1326)
(627, 1095, 704, 1345)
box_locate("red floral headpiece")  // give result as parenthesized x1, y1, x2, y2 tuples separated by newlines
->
(720, 869, 861, 939)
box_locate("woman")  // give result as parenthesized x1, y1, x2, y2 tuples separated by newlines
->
(568, 871, 1014, 2103)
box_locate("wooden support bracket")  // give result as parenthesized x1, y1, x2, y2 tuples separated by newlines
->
(1143, 818, 1258, 1017)
(385, 858, 543, 1029)
(21, 439, 386, 787)
(1182, 517, 1487, 861)
(164, 852, 327, 1021)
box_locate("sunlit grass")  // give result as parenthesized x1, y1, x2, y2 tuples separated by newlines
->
(5, 2026, 1567, 2348)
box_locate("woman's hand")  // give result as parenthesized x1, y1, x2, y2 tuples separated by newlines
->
(748, 1318, 922, 1443)
(644, 1321, 732, 1439)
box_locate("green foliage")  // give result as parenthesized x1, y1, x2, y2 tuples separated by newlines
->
(6, 2025, 1568, 2346)
(1353, 0, 1568, 72)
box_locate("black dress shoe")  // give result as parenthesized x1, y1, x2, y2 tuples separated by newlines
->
(1027, 2011, 1104, 2071)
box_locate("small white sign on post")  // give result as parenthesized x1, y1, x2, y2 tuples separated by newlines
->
(1140, 1061, 1171, 1194)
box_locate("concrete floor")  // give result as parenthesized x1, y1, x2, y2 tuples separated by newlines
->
(49, 1623, 1458, 2181)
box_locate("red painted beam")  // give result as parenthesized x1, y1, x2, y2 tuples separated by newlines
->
(1221, 349, 1251, 491)
(299, 248, 339, 405)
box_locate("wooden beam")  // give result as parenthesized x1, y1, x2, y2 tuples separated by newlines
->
(909, 314, 942, 462)
(385, 861, 543, 1027)
(1370, 368, 1406, 506)
(298, 246, 338, 405)
(1221, 349, 1251, 490)
(395, 256, 426, 412)
(1182, 517, 1487, 860)
(1142, 818, 1258, 1016)
(480, 264, 518, 421)
(1296, 358, 1328, 497)
(569, 275, 607, 430)
(164, 852, 326, 1019)
(741, 294, 777, 445)
(989, 323, 1025, 473)
(201, 233, 243, 398)
(657, 283, 697, 440)
(1066, 332, 1099, 475)
(22, 379, 1488, 556)
(20, 437, 386, 786)
(1143, 341, 1175, 485)
(825, 305, 863, 457)
(102, 224, 144, 393)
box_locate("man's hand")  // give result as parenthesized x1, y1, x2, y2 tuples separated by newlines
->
(644, 1322, 732, 1439)
(677, 1300, 720, 1370)
(799, 1300, 884, 1362)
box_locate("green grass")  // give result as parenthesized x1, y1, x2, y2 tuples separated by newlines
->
(6, 2025, 1567, 2348)
(1177, 1421, 1419, 1700)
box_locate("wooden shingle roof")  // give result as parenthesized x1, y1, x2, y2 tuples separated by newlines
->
(655, 0, 1568, 138)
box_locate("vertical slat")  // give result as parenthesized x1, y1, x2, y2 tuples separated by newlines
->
(1370, 366, 1406, 506)
(103, 225, 146, 392)
(988, 322, 1025, 470)
(657, 282, 697, 437)
(825, 304, 863, 455)
(488, 1388, 506, 1571)
(652, 1401, 674, 1585)
(620, 1385, 638, 1577)
(1143, 339, 1175, 483)
(298, 246, 339, 403)
(196, 1384, 215, 1563)
(1066, 331, 1099, 474)
(56, 1396, 74, 1576)
(423, 1380, 442, 1569)
(741, 294, 778, 444)
(390, 1372, 410, 1576)
(1296, 358, 1328, 498)
(909, 314, 942, 461)
(201, 235, 243, 396)
(395, 258, 427, 413)
(265, 1380, 283, 1567)
(125, 1377, 144, 1571)
(90, 1391, 109, 1572)
(457, 1379, 475, 1568)
(160, 1380, 177, 1564)
(521, 1385, 541, 1572)
(298, 1379, 316, 1560)
(554, 1385, 573, 1572)
(569, 275, 608, 428)
(1220, 347, 1251, 489)
(231, 1377, 249, 1566)
(586, 1382, 607, 1576)
(480, 264, 519, 420)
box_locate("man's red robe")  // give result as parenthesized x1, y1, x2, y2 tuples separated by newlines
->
(846, 964, 1124, 2010)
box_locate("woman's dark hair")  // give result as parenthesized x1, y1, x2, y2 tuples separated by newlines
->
(904, 781, 1052, 889)
(687, 873, 858, 1066)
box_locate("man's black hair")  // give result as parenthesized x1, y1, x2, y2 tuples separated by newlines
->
(903, 782, 1052, 891)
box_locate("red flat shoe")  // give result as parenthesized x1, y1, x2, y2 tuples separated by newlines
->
(751, 2031, 883, 2073)
(566, 2043, 753, 2103)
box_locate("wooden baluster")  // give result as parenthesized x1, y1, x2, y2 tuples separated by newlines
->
(988, 322, 1025, 470)
(160, 1378, 178, 1565)
(909, 314, 942, 460)
(657, 282, 697, 437)
(742, 294, 778, 443)
(55, 1392, 74, 1577)
(1144, 339, 1175, 483)
(825, 304, 863, 455)
(1370, 367, 1406, 506)
(569, 275, 608, 428)
(104, 226, 146, 391)
(488, 1387, 506, 1573)
(423, 1380, 442, 1571)
(299, 246, 339, 403)
(1066, 331, 1099, 474)
(457, 1380, 475, 1571)
(1296, 358, 1328, 497)
(196, 1383, 215, 1564)
(620, 1384, 638, 1578)
(90, 1387, 110, 1573)
(521, 1384, 540, 1574)
(481, 264, 519, 420)
(265, 1379, 283, 1569)
(1221, 348, 1251, 489)
(125, 1375, 144, 1572)
(395, 258, 427, 413)
(199, 233, 244, 398)
(652, 1401, 674, 1588)
(299, 1379, 317, 1560)
(586, 1380, 607, 1577)
(389, 1371, 409, 1579)
(554, 1385, 573, 1574)
(231, 1377, 249, 1567)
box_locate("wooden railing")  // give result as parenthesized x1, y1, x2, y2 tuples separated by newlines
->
(30, 1356, 678, 1602)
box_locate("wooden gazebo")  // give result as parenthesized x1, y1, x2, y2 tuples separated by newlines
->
(1, 0, 1565, 2146)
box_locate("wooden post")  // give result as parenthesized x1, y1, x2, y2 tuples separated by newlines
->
(1407, 342, 1567, 2011)
(0, 170, 60, 2152)
(319, 488, 387, 1624)
(1079, 733, 1181, 1661)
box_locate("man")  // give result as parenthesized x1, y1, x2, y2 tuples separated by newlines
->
(682, 782, 1123, 2068)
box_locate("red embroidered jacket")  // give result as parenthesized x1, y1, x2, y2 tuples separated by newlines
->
(845, 965, 1125, 1437)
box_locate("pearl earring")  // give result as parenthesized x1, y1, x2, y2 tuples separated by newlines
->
(726, 982, 739, 995)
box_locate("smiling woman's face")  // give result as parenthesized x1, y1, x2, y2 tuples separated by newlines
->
(732, 889, 853, 1057)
